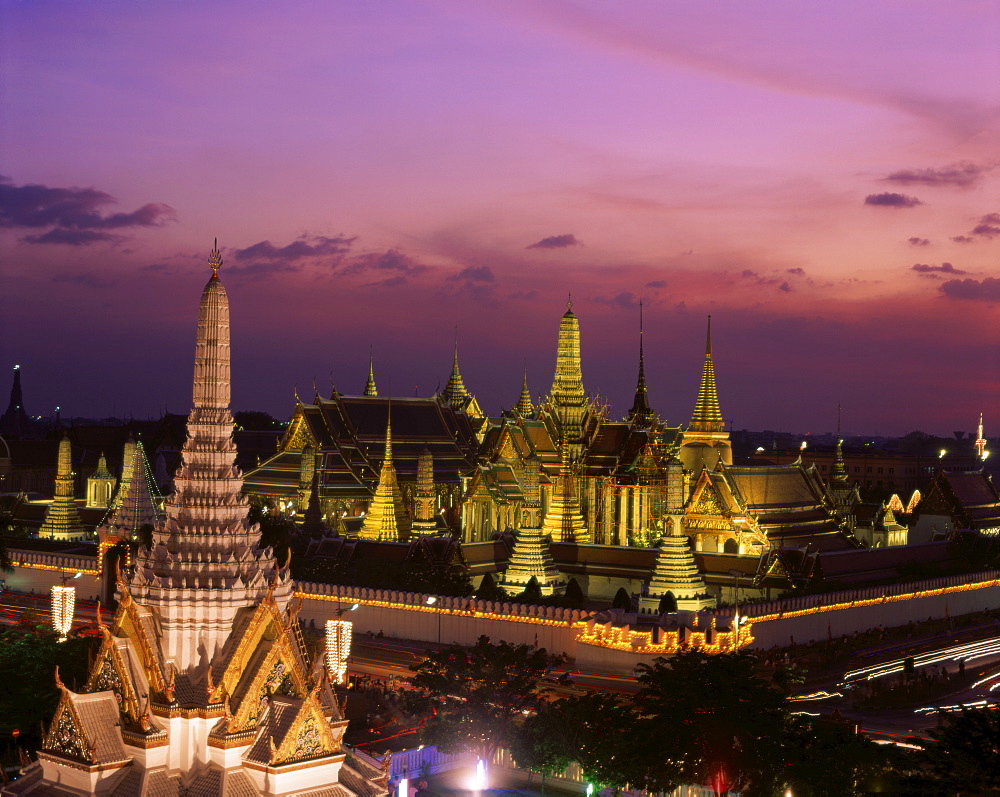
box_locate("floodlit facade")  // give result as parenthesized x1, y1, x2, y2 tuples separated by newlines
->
(4, 246, 388, 796)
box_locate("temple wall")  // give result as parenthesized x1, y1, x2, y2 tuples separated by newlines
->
(295, 583, 584, 657)
(3, 551, 101, 600)
(711, 570, 1000, 649)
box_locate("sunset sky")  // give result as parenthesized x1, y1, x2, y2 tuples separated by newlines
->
(2, 1, 999, 436)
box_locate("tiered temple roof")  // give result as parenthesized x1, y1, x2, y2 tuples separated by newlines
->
(244, 394, 478, 505)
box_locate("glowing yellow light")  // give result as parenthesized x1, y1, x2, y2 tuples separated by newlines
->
(325, 619, 352, 683)
(51, 585, 75, 641)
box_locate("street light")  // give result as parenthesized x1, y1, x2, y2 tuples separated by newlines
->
(727, 569, 742, 635)
(425, 596, 442, 644)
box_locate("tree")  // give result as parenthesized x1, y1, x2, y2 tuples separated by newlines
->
(562, 578, 584, 607)
(0, 630, 96, 749)
(474, 572, 507, 601)
(633, 650, 792, 797)
(918, 706, 1000, 793)
(401, 637, 565, 765)
(784, 715, 901, 796)
(517, 576, 543, 603)
(513, 692, 655, 791)
(612, 587, 632, 611)
(657, 591, 677, 613)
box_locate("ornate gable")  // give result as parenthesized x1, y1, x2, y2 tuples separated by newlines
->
(44, 686, 94, 763)
(86, 627, 142, 724)
(283, 408, 318, 454)
(215, 594, 311, 733)
(270, 690, 344, 766)
(686, 470, 732, 524)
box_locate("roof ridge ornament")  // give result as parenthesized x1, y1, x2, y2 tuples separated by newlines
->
(208, 238, 223, 277)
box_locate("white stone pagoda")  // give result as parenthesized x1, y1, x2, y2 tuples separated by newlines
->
(5, 245, 389, 796)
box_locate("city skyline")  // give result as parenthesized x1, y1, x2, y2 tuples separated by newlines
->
(2, 1, 999, 435)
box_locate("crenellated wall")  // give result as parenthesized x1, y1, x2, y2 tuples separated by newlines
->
(4, 551, 101, 599)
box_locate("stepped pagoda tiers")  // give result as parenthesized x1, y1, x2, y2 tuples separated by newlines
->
(540, 298, 592, 463)
(38, 435, 87, 541)
(440, 336, 483, 422)
(514, 370, 535, 418)
(7, 245, 387, 795)
(639, 526, 714, 613)
(364, 352, 378, 397)
(410, 448, 441, 536)
(679, 316, 732, 474)
(96, 439, 163, 603)
(501, 455, 564, 595)
(358, 419, 410, 540)
(540, 446, 590, 543)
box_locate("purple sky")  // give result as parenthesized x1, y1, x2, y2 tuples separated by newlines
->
(2, 1, 999, 436)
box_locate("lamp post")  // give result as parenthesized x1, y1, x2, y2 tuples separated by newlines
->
(425, 596, 442, 644)
(727, 568, 742, 636)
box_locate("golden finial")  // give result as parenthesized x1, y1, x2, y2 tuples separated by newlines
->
(567, 292, 573, 311)
(208, 238, 223, 277)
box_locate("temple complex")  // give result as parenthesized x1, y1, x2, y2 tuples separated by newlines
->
(5, 245, 387, 796)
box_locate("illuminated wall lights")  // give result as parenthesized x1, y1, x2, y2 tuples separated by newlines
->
(325, 619, 352, 683)
(51, 585, 75, 641)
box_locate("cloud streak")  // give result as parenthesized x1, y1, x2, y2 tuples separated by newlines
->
(940, 277, 1000, 302)
(864, 192, 922, 208)
(884, 162, 995, 189)
(0, 175, 175, 245)
(911, 262, 965, 278)
(527, 234, 580, 249)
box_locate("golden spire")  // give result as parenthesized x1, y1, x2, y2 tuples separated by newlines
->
(689, 315, 724, 433)
(515, 368, 534, 418)
(364, 349, 378, 397)
(358, 403, 408, 540)
(442, 328, 468, 405)
(208, 238, 222, 277)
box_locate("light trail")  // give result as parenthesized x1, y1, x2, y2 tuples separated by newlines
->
(842, 635, 1000, 684)
(789, 691, 842, 702)
(914, 699, 992, 715)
